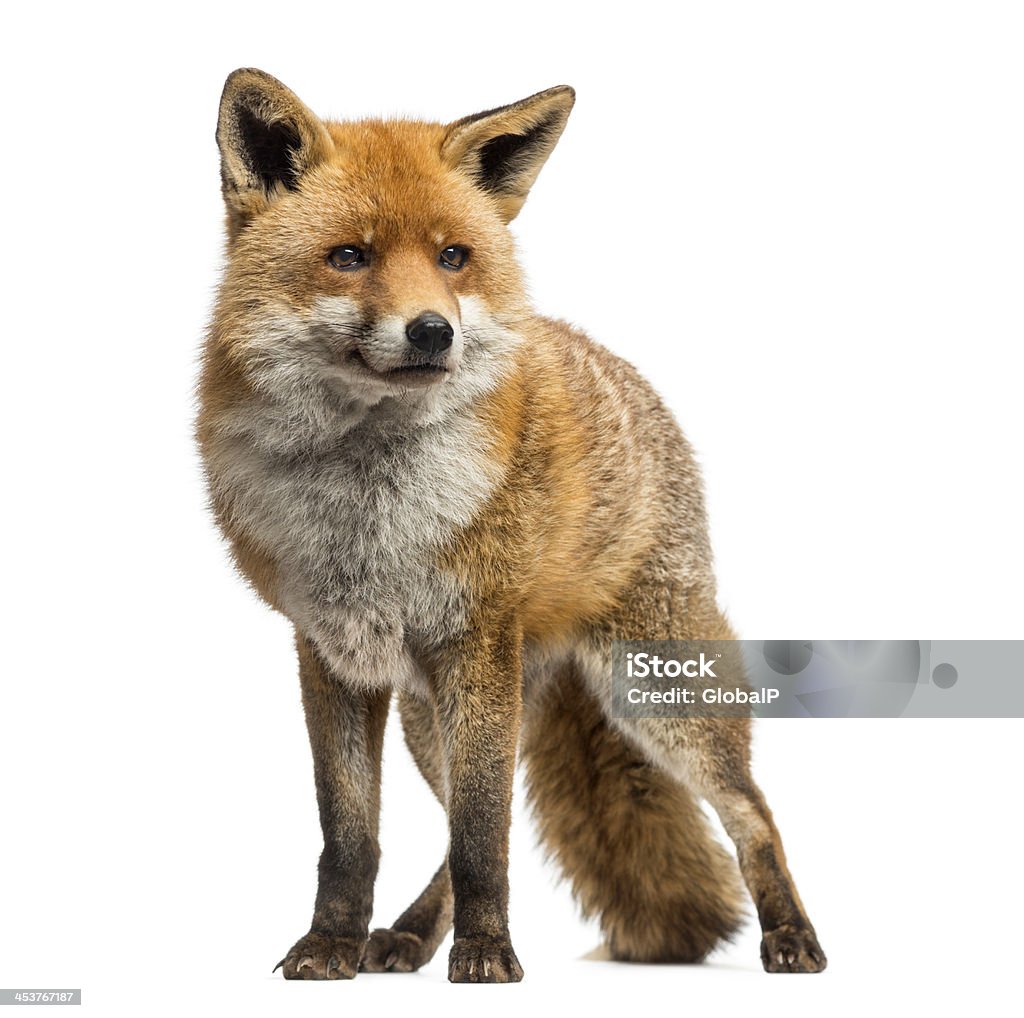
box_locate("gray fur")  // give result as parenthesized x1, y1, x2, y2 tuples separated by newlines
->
(205, 295, 520, 688)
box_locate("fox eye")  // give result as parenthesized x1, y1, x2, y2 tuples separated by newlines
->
(327, 246, 367, 270)
(439, 245, 469, 270)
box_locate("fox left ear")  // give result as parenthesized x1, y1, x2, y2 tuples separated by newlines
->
(441, 86, 575, 223)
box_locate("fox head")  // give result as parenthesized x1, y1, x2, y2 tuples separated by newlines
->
(210, 68, 574, 441)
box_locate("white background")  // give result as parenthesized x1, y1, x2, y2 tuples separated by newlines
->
(1, 2, 1022, 1016)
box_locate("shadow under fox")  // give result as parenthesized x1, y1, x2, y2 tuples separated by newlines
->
(197, 68, 826, 982)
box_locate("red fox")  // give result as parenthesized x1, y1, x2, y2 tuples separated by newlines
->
(197, 68, 826, 982)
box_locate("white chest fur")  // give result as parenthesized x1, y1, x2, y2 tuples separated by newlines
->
(210, 406, 498, 688)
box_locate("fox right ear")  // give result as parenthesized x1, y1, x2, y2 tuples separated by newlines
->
(216, 68, 332, 232)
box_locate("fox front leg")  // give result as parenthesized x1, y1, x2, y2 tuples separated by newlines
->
(275, 633, 390, 979)
(430, 621, 524, 983)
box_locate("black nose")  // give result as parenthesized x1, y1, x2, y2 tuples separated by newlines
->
(406, 312, 454, 355)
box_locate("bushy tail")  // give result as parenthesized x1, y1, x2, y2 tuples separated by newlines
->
(521, 663, 745, 962)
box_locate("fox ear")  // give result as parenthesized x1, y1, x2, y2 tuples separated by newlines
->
(216, 68, 333, 230)
(441, 86, 575, 222)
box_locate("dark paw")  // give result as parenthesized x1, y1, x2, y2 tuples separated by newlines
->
(761, 925, 827, 973)
(448, 934, 523, 983)
(361, 928, 435, 973)
(274, 931, 365, 980)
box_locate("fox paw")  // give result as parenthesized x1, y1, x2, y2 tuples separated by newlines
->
(760, 925, 827, 973)
(274, 931, 365, 980)
(448, 935, 523, 983)
(361, 928, 435, 973)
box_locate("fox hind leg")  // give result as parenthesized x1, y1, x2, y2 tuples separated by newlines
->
(577, 580, 827, 973)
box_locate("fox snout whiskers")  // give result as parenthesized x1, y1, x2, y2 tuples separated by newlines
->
(356, 315, 461, 385)
(310, 311, 462, 388)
